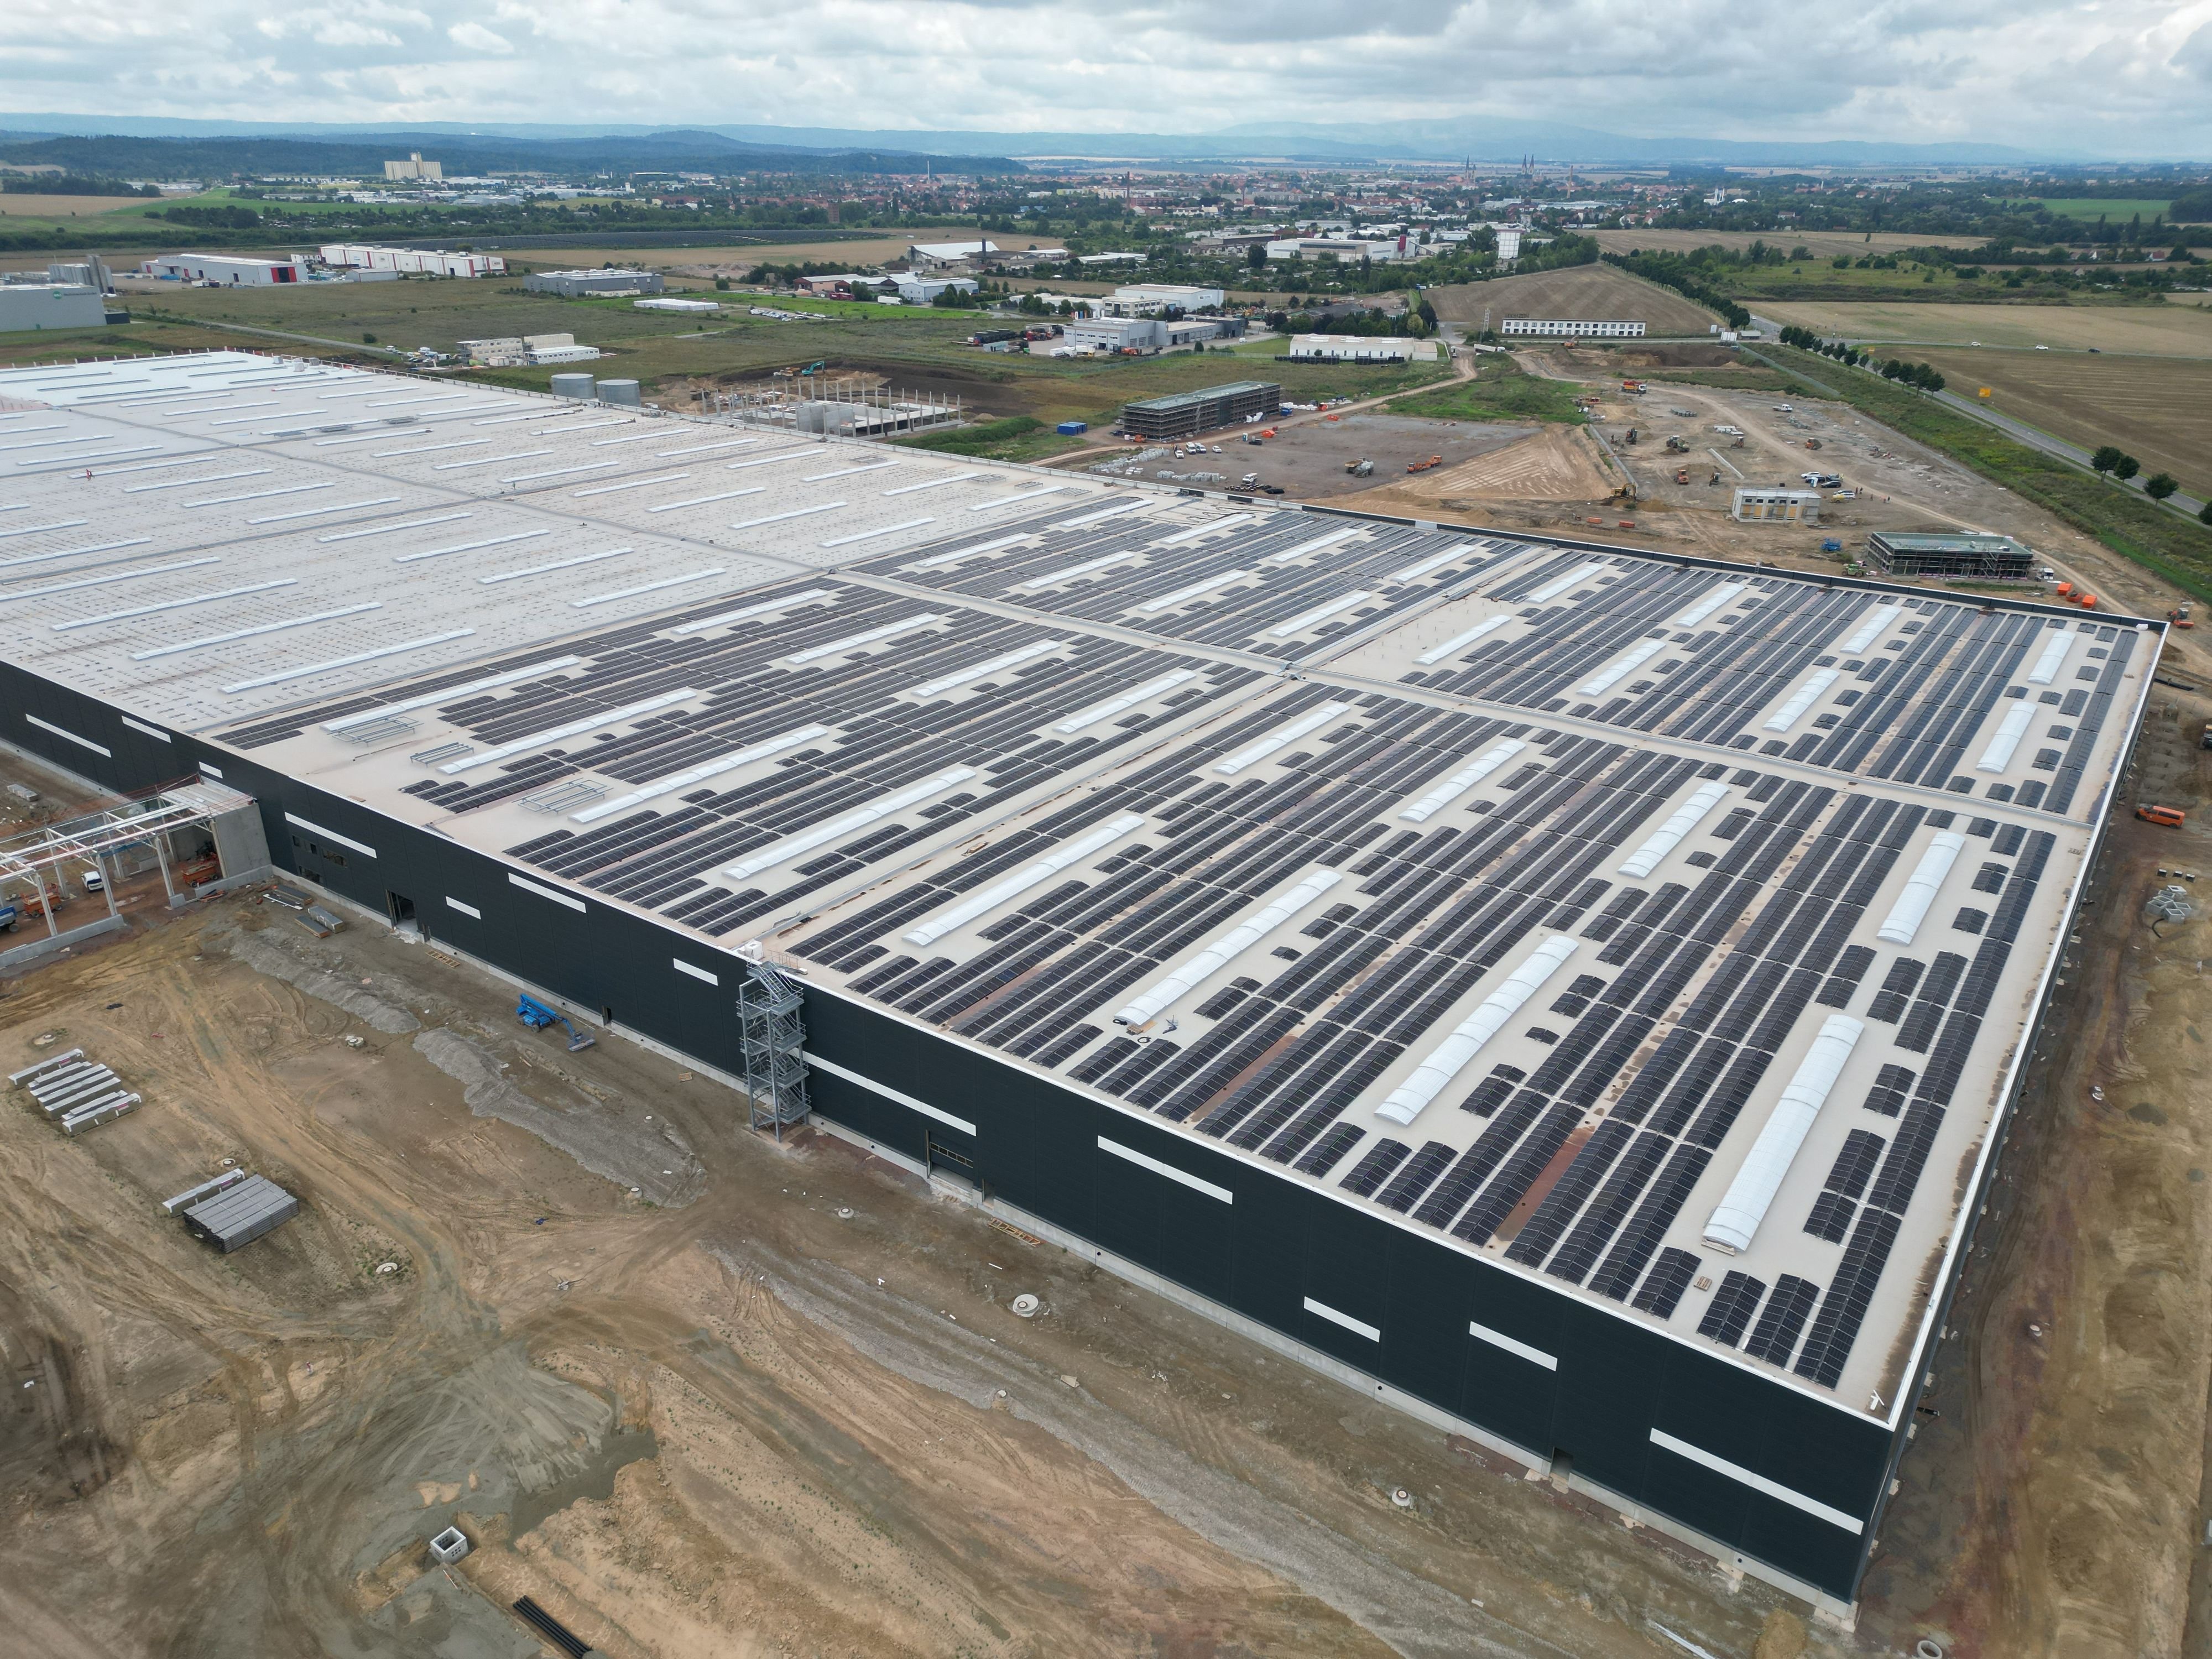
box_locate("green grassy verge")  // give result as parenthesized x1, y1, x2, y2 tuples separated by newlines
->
(1749, 341, 2212, 602)
(1385, 358, 1587, 425)
(894, 415, 1047, 457)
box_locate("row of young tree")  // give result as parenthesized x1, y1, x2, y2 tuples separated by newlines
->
(2088, 445, 2189, 510)
(1776, 325, 1947, 391)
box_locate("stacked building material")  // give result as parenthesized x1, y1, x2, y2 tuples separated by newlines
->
(10, 1047, 139, 1134)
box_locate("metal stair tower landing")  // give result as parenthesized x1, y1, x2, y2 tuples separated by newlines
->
(737, 961, 809, 1136)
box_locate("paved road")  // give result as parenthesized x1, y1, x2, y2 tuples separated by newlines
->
(1746, 310, 2207, 520)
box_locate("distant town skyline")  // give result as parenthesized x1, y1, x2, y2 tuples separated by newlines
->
(6, 0, 2210, 159)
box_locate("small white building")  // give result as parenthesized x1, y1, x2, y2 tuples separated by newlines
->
(143, 253, 307, 286)
(1062, 316, 1167, 354)
(1100, 283, 1224, 316)
(892, 275, 979, 304)
(524, 332, 601, 364)
(634, 297, 721, 313)
(1500, 317, 1647, 338)
(458, 332, 600, 367)
(1731, 487, 1821, 524)
(1286, 333, 1438, 362)
(1494, 229, 1522, 262)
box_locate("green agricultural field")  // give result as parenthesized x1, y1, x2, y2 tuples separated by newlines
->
(2034, 199, 2174, 221)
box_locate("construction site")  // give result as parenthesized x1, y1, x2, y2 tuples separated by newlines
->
(0, 348, 2207, 1659)
(694, 369, 968, 440)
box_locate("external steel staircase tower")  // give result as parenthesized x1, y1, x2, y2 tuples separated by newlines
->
(737, 961, 809, 1136)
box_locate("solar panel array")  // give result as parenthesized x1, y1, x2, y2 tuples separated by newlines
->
(1, 353, 2139, 1417)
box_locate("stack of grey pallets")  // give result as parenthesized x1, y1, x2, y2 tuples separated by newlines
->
(174, 1173, 298, 1253)
(10, 1048, 139, 1134)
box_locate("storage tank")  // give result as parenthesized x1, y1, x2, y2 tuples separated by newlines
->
(597, 378, 641, 408)
(549, 372, 596, 400)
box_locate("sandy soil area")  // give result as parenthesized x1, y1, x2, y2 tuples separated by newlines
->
(1354, 426, 1617, 523)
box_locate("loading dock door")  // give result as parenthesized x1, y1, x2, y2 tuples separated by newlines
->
(926, 1129, 982, 1194)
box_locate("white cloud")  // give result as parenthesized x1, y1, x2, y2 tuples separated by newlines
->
(2, 0, 2209, 155)
(445, 20, 515, 53)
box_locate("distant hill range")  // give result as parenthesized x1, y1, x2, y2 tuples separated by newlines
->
(0, 114, 2067, 171)
(0, 125, 1027, 178)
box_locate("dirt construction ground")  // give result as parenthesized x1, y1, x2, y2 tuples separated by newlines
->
(1336, 346, 2197, 614)
(1172, 413, 1540, 500)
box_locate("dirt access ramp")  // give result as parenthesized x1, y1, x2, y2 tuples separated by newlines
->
(0, 890, 1851, 1657)
(1354, 425, 1618, 520)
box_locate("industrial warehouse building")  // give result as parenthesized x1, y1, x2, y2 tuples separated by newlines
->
(318, 245, 505, 279)
(1286, 334, 1438, 363)
(1063, 316, 1167, 356)
(0, 352, 2150, 1615)
(525, 268, 665, 298)
(144, 253, 307, 286)
(0, 283, 112, 332)
(1501, 318, 1648, 338)
(1867, 532, 2036, 582)
(1119, 380, 1283, 438)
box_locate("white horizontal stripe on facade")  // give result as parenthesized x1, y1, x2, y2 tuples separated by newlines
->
(445, 896, 481, 919)
(1302, 1297, 1380, 1342)
(805, 1052, 976, 1135)
(671, 958, 720, 985)
(25, 713, 110, 757)
(508, 872, 584, 912)
(1468, 1321, 1557, 1371)
(283, 812, 375, 858)
(119, 716, 170, 742)
(1647, 1430, 1863, 1533)
(1097, 1136, 1233, 1204)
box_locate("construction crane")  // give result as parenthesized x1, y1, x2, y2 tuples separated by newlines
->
(515, 994, 596, 1052)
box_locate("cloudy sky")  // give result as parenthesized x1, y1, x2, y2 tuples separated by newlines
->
(7, 0, 2211, 155)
